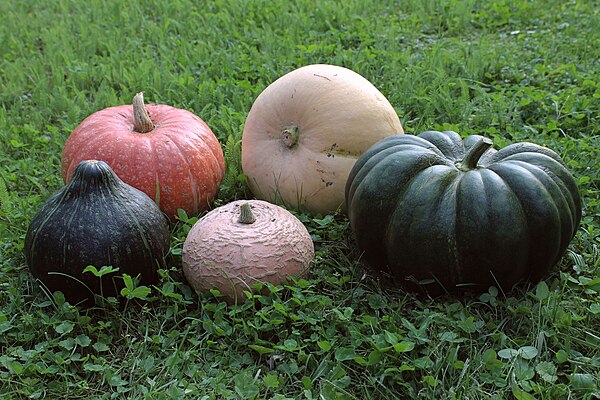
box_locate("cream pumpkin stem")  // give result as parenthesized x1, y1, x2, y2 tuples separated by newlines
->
(281, 126, 299, 148)
(238, 203, 256, 224)
(132, 92, 155, 133)
(458, 137, 493, 171)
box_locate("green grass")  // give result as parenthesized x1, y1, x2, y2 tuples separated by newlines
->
(1, 0, 599, 398)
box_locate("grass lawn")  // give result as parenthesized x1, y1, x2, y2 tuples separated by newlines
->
(1, 0, 598, 398)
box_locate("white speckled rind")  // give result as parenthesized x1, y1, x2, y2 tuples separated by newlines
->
(182, 200, 315, 303)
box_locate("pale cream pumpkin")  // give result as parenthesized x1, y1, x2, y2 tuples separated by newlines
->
(241, 64, 403, 215)
(182, 200, 314, 304)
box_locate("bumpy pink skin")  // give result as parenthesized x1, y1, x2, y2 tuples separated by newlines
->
(182, 200, 315, 303)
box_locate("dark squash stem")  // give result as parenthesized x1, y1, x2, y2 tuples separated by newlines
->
(238, 203, 256, 224)
(459, 137, 493, 171)
(132, 92, 155, 133)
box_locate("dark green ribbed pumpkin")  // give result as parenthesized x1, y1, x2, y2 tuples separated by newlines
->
(24, 160, 170, 305)
(345, 130, 582, 295)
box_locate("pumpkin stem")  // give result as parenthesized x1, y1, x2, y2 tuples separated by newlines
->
(458, 137, 493, 171)
(132, 92, 155, 133)
(238, 203, 256, 224)
(281, 126, 299, 148)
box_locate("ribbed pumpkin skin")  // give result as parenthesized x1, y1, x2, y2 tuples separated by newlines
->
(25, 160, 170, 305)
(61, 101, 225, 219)
(345, 130, 582, 294)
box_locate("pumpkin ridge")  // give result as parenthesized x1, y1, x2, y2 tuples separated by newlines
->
(107, 135, 158, 202)
(455, 168, 528, 289)
(192, 137, 226, 197)
(496, 151, 566, 167)
(111, 171, 168, 261)
(487, 162, 563, 275)
(400, 135, 449, 157)
(418, 130, 463, 159)
(385, 165, 459, 288)
(345, 136, 431, 203)
(427, 168, 463, 286)
(348, 148, 455, 274)
(454, 170, 482, 286)
(494, 152, 581, 223)
(447, 170, 468, 286)
(25, 192, 67, 266)
(163, 128, 225, 187)
(347, 144, 449, 208)
(347, 148, 408, 212)
(497, 159, 576, 265)
(96, 106, 135, 130)
(180, 122, 226, 169)
(490, 143, 566, 165)
(120, 197, 159, 260)
(529, 157, 581, 231)
(155, 133, 198, 211)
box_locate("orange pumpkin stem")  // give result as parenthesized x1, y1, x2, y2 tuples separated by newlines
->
(132, 92, 155, 133)
(238, 203, 256, 224)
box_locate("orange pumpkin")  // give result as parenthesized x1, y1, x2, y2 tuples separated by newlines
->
(61, 93, 225, 219)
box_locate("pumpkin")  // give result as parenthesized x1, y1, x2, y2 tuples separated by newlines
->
(25, 160, 170, 305)
(61, 92, 225, 219)
(241, 64, 403, 215)
(182, 200, 314, 304)
(345, 130, 582, 295)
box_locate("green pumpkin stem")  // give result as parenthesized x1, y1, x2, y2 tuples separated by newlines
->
(281, 126, 299, 148)
(238, 203, 256, 224)
(132, 92, 155, 133)
(459, 137, 493, 171)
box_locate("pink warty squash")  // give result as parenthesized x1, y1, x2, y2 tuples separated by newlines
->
(182, 200, 314, 304)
